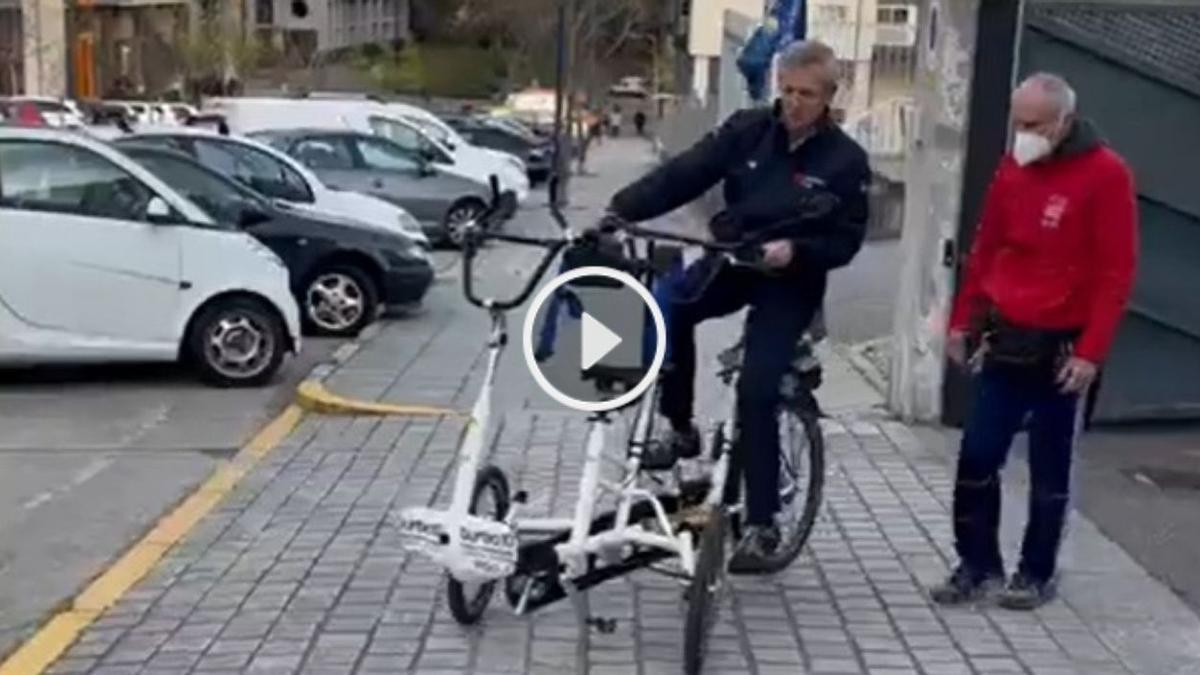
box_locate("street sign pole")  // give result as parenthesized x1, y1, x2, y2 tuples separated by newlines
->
(549, 0, 574, 209)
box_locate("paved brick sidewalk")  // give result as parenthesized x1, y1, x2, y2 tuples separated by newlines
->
(43, 141, 1200, 675)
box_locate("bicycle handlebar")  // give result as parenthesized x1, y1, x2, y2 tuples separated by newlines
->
(615, 223, 770, 270)
(461, 230, 567, 311)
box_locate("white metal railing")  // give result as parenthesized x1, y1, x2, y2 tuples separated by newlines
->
(844, 96, 914, 158)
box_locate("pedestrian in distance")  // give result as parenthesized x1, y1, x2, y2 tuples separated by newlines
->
(932, 72, 1139, 610)
(634, 109, 647, 136)
(609, 105, 622, 137)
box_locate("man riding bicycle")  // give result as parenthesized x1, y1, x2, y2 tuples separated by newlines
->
(604, 40, 872, 574)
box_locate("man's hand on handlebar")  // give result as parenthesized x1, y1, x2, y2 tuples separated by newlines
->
(594, 211, 628, 235)
(761, 240, 794, 269)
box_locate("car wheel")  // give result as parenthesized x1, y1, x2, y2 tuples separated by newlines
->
(302, 265, 378, 337)
(189, 296, 285, 388)
(443, 199, 485, 248)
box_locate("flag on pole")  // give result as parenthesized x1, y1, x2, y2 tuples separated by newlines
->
(736, 0, 808, 101)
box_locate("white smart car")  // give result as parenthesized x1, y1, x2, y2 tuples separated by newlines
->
(0, 128, 301, 386)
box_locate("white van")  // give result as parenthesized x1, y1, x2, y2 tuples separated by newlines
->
(205, 97, 530, 217)
(381, 101, 528, 174)
(0, 128, 301, 386)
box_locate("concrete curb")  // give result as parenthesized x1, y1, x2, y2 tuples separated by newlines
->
(295, 380, 465, 418)
(294, 318, 467, 418)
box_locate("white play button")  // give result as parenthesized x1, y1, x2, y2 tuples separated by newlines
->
(581, 312, 622, 371)
(522, 265, 666, 413)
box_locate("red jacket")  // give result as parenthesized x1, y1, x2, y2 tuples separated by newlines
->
(949, 119, 1138, 364)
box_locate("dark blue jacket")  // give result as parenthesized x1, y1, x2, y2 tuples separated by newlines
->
(610, 103, 872, 277)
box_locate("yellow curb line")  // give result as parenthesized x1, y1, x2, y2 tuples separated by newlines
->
(0, 405, 304, 675)
(295, 379, 467, 418)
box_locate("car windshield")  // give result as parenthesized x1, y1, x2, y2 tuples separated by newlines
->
(368, 116, 452, 163)
(408, 117, 450, 144)
(124, 148, 265, 225)
(489, 117, 540, 144)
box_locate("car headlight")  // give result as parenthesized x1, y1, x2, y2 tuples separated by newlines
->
(408, 244, 431, 262)
(505, 155, 525, 172)
(397, 210, 428, 243)
(249, 238, 286, 269)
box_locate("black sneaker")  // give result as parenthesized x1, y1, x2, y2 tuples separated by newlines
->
(728, 524, 781, 575)
(997, 573, 1056, 610)
(640, 424, 700, 471)
(929, 565, 1004, 606)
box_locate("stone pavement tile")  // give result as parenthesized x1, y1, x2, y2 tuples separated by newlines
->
(245, 653, 305, 673)
(809, 657, 867, 673)
(45, 658, 98, 674)
(87, 666, 142, 675)
(193, 649, 254, 671)
(921, 664, 974, 675)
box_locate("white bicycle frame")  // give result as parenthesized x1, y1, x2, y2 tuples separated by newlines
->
(398, 299, 734, 598)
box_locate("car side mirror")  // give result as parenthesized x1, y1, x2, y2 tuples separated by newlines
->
(146, 196, 174, 223)
(237, 202, 272, 228)
(418, 161, 437, 177)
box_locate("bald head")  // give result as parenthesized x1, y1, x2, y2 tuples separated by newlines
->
(1011, 72, 1076, 146)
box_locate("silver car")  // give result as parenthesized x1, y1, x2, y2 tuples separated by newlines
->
(251, 129, 493, 247)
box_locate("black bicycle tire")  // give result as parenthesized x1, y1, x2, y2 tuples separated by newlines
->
(760, 408, 825, 573)
(683, 508, 727, 675)
(724, 407, 825, 572)
(446, 465, 511, 625)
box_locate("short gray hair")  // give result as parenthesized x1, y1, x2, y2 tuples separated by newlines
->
(1017, 72, 1077, 117)
(777, 39, 839, 93)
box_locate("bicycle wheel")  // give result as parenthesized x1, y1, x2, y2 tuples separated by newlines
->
(683, 507, 728, 675)
(446, 465, 510, 624)
(760, 407, 825, 572)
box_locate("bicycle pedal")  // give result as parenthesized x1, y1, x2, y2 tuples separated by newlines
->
(586, 617, 618, 634)
(513, 490, 529, 504)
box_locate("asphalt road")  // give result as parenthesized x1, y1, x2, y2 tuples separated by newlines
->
(1073, 422, 1200, 613)
(826, 237, 901, 343)
(0, 334, 346, 658)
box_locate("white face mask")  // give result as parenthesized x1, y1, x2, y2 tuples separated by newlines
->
(1012, 127, 1060, 166)
(1012, 130, 1053, 166)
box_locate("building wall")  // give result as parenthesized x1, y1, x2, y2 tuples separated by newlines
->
(326, 0, 407, 52)
(67, 2, 190, 99)
(21, 0, 67, 96)
(258, 0, 408, 56)
(688, 0, 764, 58)
(887, 0, 978, 422)
(0, 3, 22, 95)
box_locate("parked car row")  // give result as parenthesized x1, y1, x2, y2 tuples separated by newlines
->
(0, 96, 202, 129)
(1, 94, 551, 388)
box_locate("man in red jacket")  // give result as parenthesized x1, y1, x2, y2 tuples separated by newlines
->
(932, 73, 1138, 610)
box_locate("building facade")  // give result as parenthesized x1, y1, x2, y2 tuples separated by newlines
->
(0, 0, 22, 95)
(67, 0, 194, 100)
(250, 0, 410, 65)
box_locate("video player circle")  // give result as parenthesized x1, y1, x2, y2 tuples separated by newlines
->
(522, 266, 666, 413)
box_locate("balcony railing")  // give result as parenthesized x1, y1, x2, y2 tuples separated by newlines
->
(845, 96, 914, 159)
(808, 19, 918, 60)
(875, 23, 917, 47)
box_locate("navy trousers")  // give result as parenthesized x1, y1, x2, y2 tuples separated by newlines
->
(954, 362, 1081, 583)
(658, 260, 821, 525)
